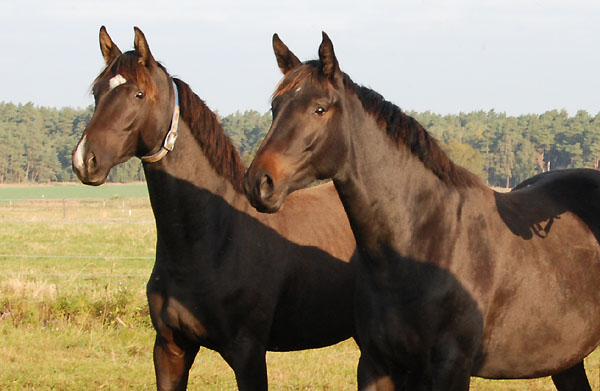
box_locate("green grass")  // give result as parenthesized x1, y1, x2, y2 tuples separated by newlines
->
(0, 182, 148, 201)
(0, 320, 597, 390)
(0, 323, 359, 390)
(0, 185, 598, 390)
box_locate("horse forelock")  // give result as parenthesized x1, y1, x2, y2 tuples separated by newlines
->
(92, 51, 159, 101)
(272, 61, 324, 101)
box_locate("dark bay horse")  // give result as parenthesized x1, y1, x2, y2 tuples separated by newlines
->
(244, 32, 600, 390)
(72, 27, 361, 391)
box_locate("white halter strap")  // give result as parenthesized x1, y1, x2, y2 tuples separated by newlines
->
(141, 80, 180, 163)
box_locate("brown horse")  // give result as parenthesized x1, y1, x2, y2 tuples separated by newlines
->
(72, 27, 362, 391)
(244, 32, 600, 390)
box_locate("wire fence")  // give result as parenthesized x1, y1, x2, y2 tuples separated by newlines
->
(5, 196, 151, 215)
(0, 197, 156, 281)
(0, 197, 154, 223)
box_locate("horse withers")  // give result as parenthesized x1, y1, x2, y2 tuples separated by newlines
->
(244, 32, 600, 390)
(73, 27, 365, 391)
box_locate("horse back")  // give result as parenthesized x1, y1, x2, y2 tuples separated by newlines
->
(503, 168, 600, 243)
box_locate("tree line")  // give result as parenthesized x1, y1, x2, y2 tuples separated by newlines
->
(0, 101, 598, 188)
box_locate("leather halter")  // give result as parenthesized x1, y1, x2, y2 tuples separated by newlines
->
(141, 80, 180, 163)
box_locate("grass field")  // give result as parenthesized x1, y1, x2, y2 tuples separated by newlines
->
(0, 182, 148, 201)
(0, 184, 598, 390)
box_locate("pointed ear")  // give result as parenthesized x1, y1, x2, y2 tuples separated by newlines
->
(99, 26, 122, 65)
(318, 32, 341, 82)
(273, 33, 301, 75)
(133, 26, 155, 66)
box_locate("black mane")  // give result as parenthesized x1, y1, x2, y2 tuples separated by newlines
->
(349, 77, 481, 188)
(174, 78, 246, 193)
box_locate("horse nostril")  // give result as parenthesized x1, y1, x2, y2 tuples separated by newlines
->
(259, 173, 275, 200)
(86, 152, 97, 168)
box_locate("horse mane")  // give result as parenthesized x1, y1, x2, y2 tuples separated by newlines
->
(173, 78, 246, 193)
(350, 81, 481, 188)
(274, 62, 481, 188)
(93, 51, 246, 193)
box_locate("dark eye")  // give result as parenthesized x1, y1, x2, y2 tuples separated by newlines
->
(314, 106, 326, 116)
(135, 91, 144, 99)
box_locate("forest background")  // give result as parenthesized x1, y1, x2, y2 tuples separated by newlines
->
(2, 101, 599, 188)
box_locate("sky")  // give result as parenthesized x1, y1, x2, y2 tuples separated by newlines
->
(0, 0, 599, 116)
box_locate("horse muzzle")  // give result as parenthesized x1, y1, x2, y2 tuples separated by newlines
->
(72, 136, 108, 186)
(243, 170, 284, 214)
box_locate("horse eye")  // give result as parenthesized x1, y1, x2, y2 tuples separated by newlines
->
(315, 106, 326, 116)
(135, 91, 144, 99)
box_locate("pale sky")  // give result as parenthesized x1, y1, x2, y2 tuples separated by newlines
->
(0, 0, 598, 116)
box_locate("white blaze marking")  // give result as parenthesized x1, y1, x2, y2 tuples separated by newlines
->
(73, 135, 87, 169)
(109, 74, 127, 91)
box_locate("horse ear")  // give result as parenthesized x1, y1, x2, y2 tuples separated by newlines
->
(99, 26, 122, 65)
(133, 26, 155, 66)
(318, 32, 341, 84)
(273, 33, 301, 75)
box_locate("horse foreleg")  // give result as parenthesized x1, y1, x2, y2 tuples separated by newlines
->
(428, 344, 472, 391)
(221, 338, 268, 391)
(357, 352, 396, 390)
(430, 364, 470, 391)
(551, 361, 592, 391)
(153, 333, 199, 391)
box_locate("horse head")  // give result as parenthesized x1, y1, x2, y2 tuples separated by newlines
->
(244, 32, 351, 213)
(72, 26, 177, 185)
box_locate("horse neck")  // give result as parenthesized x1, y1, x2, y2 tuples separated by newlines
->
(143, 119, 246, 260)
(333, 107, 473, 263)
